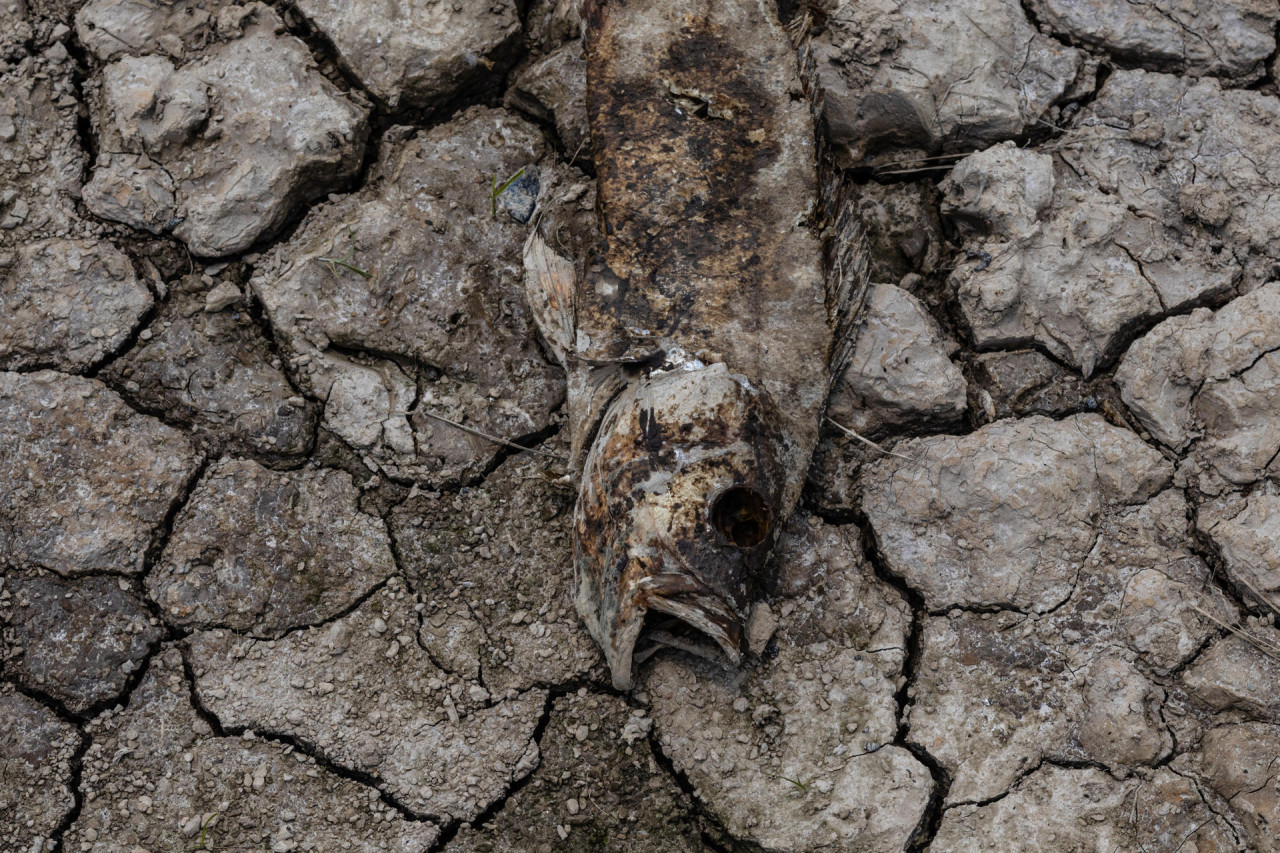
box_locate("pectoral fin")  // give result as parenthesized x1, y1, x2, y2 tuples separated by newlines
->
(521, 230, 577, 368)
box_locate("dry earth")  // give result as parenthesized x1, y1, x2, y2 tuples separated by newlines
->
(2, 0, 1280, 851)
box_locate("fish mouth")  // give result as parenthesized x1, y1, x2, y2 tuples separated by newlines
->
(592, 572, 743, 691)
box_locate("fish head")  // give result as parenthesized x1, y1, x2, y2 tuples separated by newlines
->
(574, 361, 790, 690)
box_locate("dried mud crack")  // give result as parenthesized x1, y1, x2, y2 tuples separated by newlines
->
(4, 0, 1280, 851)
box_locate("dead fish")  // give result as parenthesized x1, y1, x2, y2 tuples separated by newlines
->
(523, 0, 866, 689)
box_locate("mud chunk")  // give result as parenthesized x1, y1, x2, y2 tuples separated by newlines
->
(1182, 630, 1280, 722)
(4, 573, 161, 714)
(1028, 0, 1276, 83)
(252, 108, 568, 488)
(76, 0, 228, 62)
(0, 687, 82, 853)
(967, 349, 1091, 423)
(1065, 70, 1280, 287)
(0, 370, 198, 576)
(1198, 488, 1280, 610)
(80, 152, 176, 234)
(65, 648, 440, 852)
(943, 142, 1236, 376)
(933, 765, 1237, 850)
(446, 692, 706, 852)
(910, 609, 1165, 804)
(187, 583, 546, 824)
(1185, 722, 1280, 852)
(854, 182, 947, 281)
(150, 458, 395, 637)
(0, 2, 32, 60)
(525, 0, 581, 51)
(293, 0, 520, 111)
(808, 0, 1088, 165)
(84, 3, 368, 256)
(1116, 282, 1280, 490)
(883, 433, 1222, 801)
(390, 446, 601, 692)
(828, 282, 966, 436)
(0, 50, 87, 250)
(103, 272, 317, 460)
(645, 518, 932, 852)
(863, 414, 1170, 613)
(505, 41, 590, 161)
(0, 237, 151, 372)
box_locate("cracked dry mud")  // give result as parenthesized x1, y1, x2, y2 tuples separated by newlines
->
(3, 1, 1279, 851)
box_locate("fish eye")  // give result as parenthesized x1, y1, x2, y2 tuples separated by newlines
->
(710, 487, 772, 548)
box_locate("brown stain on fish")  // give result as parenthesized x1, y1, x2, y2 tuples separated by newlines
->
(524, 0, 866, 689)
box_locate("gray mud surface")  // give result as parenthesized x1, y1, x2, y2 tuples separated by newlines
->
(2, 1, 1279, 851)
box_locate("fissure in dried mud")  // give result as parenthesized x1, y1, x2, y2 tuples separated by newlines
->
(4, 0, 1280, 851)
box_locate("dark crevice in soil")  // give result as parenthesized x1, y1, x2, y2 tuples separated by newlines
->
(177, 647, 446, 827)
(79, 254, 165, 382)
(1245, 19, 1280, 93)
(424, 682, 576, 853)
(269, 1, 376, 102)
(841, 506, 952, 851)
(181, 573, 396, 647)
(1166, 764, 1252, 849)
(62, 22, 99, 186)
(45, 725, 91, 853)
(142, 455, 210, 579)
(642, 726, 761, 853)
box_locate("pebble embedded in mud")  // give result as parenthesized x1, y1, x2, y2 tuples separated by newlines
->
(65, 647, 441, 853)
(186, 581, 546, 824)
(0, 370, 199, 576)
(0, 237, 152, 372)
(82, 2, 368, 256)
(150, 457, 396, 637)
(252, 107, 571, 488)
(103, 271, 318, 460)
(3, 572, 162, 714)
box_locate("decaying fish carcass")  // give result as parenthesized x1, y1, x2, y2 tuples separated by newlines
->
(524, 0, 868, 689)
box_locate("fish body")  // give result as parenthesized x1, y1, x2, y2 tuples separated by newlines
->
(524, 0, 863, 689)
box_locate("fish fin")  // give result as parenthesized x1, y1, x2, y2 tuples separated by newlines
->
(823, 179, 872, 386)
(522, 230, 577, 368)
(566, 360, 628, 474)
(794, 19, 873, 386)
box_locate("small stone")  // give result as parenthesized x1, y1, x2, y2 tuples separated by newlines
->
(746, 603, 778, 656)
(203, 281, 241, 312)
